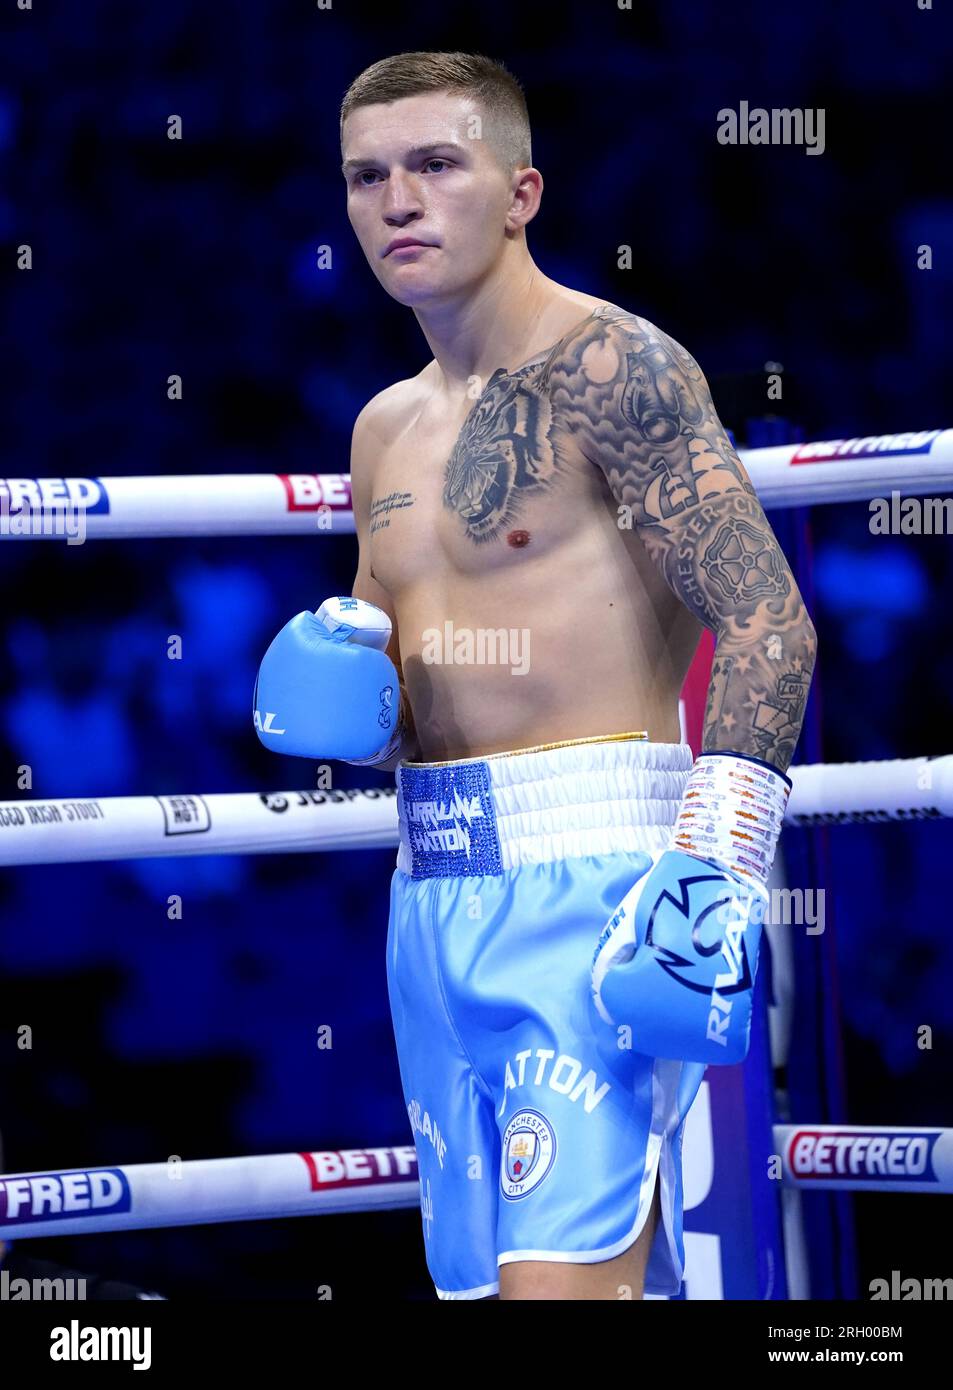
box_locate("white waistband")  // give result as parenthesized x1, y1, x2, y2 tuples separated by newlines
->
(396, 736, 692, 874)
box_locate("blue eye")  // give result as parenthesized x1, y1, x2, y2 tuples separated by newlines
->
(352, 159, 450, 187)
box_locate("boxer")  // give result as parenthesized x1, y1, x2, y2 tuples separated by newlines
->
(255, 50, 816, 1301)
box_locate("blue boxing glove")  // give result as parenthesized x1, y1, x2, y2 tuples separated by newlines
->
(253, 596, 403, 763)
(591, 752, 791, 1065)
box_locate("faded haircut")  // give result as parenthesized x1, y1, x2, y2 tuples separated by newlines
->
(340, 50, 532, 175)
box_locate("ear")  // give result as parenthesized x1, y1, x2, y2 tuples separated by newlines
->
(506, 167, 543, 233)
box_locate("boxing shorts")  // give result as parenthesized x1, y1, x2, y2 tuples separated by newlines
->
(387, 733, 707, 1299)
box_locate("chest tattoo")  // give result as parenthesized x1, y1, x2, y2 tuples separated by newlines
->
(442, 364, 557, 544)
(370, 490, 415, 534)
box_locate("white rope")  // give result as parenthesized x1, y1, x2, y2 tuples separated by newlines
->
(0, 474, 354, 540)
(0, 1148, 419, 1239)
(743, 428, 953, 509)
(0, 788, 398, 866)
(785, 754, 953, 826)
(3, 1123, 950, 1240)
(0, 757, 949, 865)
(1, 429, 950, 539)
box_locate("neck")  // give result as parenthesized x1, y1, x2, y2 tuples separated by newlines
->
(412, 246, 565, 394)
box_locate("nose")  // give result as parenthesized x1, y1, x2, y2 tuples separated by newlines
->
(381, 170, 425, 226)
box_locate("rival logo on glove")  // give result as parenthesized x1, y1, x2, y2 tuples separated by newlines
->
(592, 848, 768, 1065)
(377, 684, 395, 729)
(644, 872, 762, 1050)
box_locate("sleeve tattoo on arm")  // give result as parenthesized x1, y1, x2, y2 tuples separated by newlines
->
(546, 305, 817, 770)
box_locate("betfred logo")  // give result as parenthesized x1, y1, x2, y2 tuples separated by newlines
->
(791, 431, 940, 464)
(789, 1130, 938, 1182)
(279, 474, 352, 511)
(0, 477, 109, 514)
(299, 1147, 417, 1191)
(0, 1168, 131, 1226)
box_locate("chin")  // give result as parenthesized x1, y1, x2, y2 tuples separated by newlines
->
(382, 276, 446, 307)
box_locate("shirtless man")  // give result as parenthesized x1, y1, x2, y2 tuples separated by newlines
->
(254, 50, 817, 1301)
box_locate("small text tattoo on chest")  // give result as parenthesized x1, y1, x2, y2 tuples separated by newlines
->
(370, 491, 416, 533)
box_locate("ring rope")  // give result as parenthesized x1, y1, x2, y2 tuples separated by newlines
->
(2, 1124, 951, 1241)
(1, 429, 951, 539)
(0, 757, 949, 867)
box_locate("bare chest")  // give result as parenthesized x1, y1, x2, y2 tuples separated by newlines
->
(368, 364, 592, 591)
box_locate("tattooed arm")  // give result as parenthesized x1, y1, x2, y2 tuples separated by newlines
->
(550, 307, 816, 773)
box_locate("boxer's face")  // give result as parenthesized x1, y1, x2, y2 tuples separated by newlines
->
(343, 92, 523, 308)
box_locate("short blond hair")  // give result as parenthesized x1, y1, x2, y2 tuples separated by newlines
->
(340, 50, 532, 174)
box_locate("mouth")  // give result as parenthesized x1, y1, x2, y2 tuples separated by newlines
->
(384, 240, 434, 258)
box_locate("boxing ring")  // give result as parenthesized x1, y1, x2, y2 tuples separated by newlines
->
(2, 426, 952, 1299)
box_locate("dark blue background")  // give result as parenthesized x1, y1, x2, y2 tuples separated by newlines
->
(1, 0, 950, 1299)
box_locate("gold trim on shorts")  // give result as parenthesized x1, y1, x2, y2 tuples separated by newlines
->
(405, 731, 650, 769)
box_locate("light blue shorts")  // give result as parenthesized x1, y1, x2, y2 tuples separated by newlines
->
(387, 735, 707, 1299)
